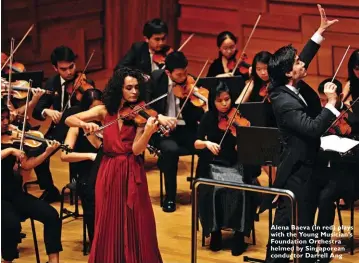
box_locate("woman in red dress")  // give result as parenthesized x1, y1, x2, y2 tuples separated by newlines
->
(65, 67, 162, 263)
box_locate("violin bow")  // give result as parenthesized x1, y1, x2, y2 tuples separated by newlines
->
(231, 14, 261, 75)
(175, 59, 209, 120)
(218, 79, 253, 147)
(6, 38, 15, 109)
(14, 79, 32, 171)
(324, 45, 352, 134)
(62, 50, 96, 113)
(1, 24, 34, 71)
(84, 93, 168, 136)
(160, 33, 195, 70)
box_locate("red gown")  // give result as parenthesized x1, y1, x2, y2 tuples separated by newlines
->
(89, 114, 162, 263)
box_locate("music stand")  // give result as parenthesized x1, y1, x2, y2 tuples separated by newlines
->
(240, 101, 276, 127)
(197, 76, 246, 105)
(3, 70, 44, 88)
(237, 126, 281, 242)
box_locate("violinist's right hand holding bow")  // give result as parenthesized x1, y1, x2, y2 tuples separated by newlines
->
(80, 121, 100, 134)
(206, 141, 221, 155)
(158, 114, 177, 130)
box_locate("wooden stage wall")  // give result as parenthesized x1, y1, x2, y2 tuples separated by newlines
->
(2, 1, 358, 80)
(178, 0, 359, 79)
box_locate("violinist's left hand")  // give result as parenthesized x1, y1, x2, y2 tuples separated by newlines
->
(317, 4, 339, 34)
(31, 88, 46, 100)
(45, 140, 60, 152)
(144, 117, 159, 135)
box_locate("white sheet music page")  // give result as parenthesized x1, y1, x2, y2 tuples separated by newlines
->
(320, 135, 359, 153)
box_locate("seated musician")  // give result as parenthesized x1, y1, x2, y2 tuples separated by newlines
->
(60, 89, 103, 243)
(32, 46, 95, 203)
(1, 102, 63, 263)
(342, 49, 359, 108)
(114, 18, 169, 75)
(194, 81, 260, 256)
(206, 31, 249, 80)
(236, 51, 272, 103)
(147, 51, 204, 212)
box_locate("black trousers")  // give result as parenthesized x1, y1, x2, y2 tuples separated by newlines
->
(1, 193, 63, 261)
(154, 125, 197, 200)
(34, 122, 71, 190)
(265, 165, 317, 263)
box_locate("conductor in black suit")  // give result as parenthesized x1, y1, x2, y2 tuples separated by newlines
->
(147, 51, 204, 212)
(262, 5, 340, 263)
(114, 18, 169, 75)
(32, 46, 95, 203)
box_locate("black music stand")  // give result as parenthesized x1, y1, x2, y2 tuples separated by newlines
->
(197, 76, 246, 105)
(240, 101, 277, 128)
(237, 126, 281, 263)
(3, 70, 44, 88)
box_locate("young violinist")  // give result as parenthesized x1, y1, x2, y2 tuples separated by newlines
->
(65, 67, 162, 263)
(206, 31, 249, 80)
(236, 51, 272, 103)
(1, 102, 63, 263)
(147, 51, 205, 212)
(60, 89, 102, 243)
(261, 5, 340, 262)
(115, 18, 169, 75)
(342, 49, 359, 107)
(32, 46, 95, 203)
(194, 82, 259, 256)
(314, 78, 358, 262)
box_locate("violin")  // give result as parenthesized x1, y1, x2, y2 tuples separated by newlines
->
(259, 84, 270, 102)
(1, 52, 26, 73)
(152, 45, 174, 66)
(1, 78, 56, 99)
(218, 108, 250, 137)
(65, 73, 94, 101)
(2, 124, 72, 153)
(118, 101, 170, 137)
(227, 51, 251, 75)
(328, 111, 352, 136)
(172, 75, 209, 109)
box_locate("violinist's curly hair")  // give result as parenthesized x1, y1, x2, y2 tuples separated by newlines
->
(102, 67, 145, 115)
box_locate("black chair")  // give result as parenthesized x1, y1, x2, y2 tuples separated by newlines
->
(59, 181, 89, 255)
(23, 184, 41, 263)
(159, 147, 196, 207)
(336, 199, 355, 255)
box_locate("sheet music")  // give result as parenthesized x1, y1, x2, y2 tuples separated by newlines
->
(320, 135, 359, 153)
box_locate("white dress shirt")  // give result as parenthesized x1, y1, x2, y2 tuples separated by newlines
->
(166, 77, 185, 125)
(41, 76, 67, 118)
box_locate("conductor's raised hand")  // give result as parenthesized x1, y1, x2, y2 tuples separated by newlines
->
(317, 4, 339, 33)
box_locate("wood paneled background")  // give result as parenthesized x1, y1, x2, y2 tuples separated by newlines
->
(178, 0, 359, 79)
(1, 0, 105, 78)
(2, 0, 359, 80)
